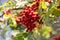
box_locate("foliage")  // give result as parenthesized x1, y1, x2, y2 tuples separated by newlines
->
(0, 0, 60, 40)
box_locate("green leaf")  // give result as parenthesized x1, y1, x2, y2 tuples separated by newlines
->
(10, 24, 17, 29)
(50, 7, 60, 16)
(13, 32, 28, 40)
(13, 33, 24, 40)
(8, 18, 17, 30)
(0, 6, 4, 11)
(23, 33, 28, 38)
(44, 0, 56, 23)
(13, 37, 24, 40)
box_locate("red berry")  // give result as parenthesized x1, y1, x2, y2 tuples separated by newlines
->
(45, 0, 52, 3)
(16, 19, 20, 24)
(53, 36, 60, 40)
(5, 9, 11, 14)
(57, 5, 60, 9)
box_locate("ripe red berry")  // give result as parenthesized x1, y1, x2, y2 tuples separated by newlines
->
(31, 2, 39, 11)
(5, 9, 11, 14)
(53, 36, 60, 40)
(16, 19, 20, 24)
(57, 5, 60, 9)
(45, 0, 52, 3)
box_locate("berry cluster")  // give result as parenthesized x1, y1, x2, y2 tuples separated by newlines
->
(16, 0, 42, 32)
(16, 6, 39, 32)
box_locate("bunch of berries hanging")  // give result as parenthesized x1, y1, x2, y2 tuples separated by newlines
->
(16, 0, 42, 32)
